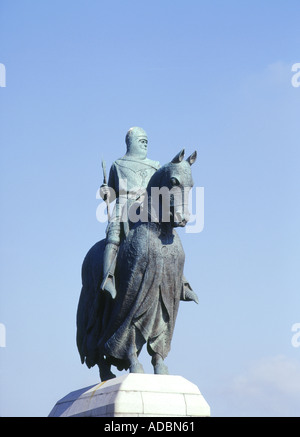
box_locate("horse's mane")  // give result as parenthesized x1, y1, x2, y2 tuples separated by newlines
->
(146, 165, 164, 194)
(146, 158, 194, 195)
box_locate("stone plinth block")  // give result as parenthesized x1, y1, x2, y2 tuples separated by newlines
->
(49, 374, 210, 417)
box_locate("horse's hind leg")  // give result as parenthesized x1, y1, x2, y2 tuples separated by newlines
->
(98, 355, 116, 382)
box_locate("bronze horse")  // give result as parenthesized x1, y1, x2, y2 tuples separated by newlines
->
(76, 149, 198, 381)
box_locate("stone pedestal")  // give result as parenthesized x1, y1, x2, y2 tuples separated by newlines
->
(49, 374, 210, 417)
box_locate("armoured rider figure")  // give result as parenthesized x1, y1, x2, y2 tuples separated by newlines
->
(99, 127, 198, 304)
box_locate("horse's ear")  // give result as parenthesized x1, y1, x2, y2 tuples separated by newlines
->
(186, 150, 197, 165)
(171, 149, 185, 163)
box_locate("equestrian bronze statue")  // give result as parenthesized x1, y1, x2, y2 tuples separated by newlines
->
(76, 127, 199, 381)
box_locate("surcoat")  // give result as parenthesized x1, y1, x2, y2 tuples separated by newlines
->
(106, 156, 160, 245)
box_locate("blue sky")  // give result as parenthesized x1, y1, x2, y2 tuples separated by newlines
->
(0, 0, 300, 416)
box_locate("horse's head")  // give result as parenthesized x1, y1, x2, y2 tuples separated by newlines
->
(146, 149, 197, 227)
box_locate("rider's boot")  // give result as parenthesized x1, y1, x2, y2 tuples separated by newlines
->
(100, 243, 118, 299)
(180, 275, 199, 304)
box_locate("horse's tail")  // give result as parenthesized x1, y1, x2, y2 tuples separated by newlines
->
(76, 239, 105, 367)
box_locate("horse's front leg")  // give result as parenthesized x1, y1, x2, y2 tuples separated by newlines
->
(128, 327, 144, 374)
(151, 353, 169, 375)
(128, 353, 144, 374)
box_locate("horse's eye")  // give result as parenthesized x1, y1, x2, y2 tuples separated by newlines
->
(170, 177, 179, 186)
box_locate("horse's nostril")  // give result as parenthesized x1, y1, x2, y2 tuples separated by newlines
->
(173, 212, 189, 227)
(175, 211, 189, 222)
(174, 212, 183, 222)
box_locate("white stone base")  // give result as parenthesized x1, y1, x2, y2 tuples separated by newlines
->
(49, 374, 210, 417)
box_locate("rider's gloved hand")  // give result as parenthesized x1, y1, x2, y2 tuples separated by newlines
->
(100, 184, 110, 201)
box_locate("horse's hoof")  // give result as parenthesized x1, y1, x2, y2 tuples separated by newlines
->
(99, 369, 116, 382)
(129, 362, 144, 374)
(154, 362, 169, 375)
